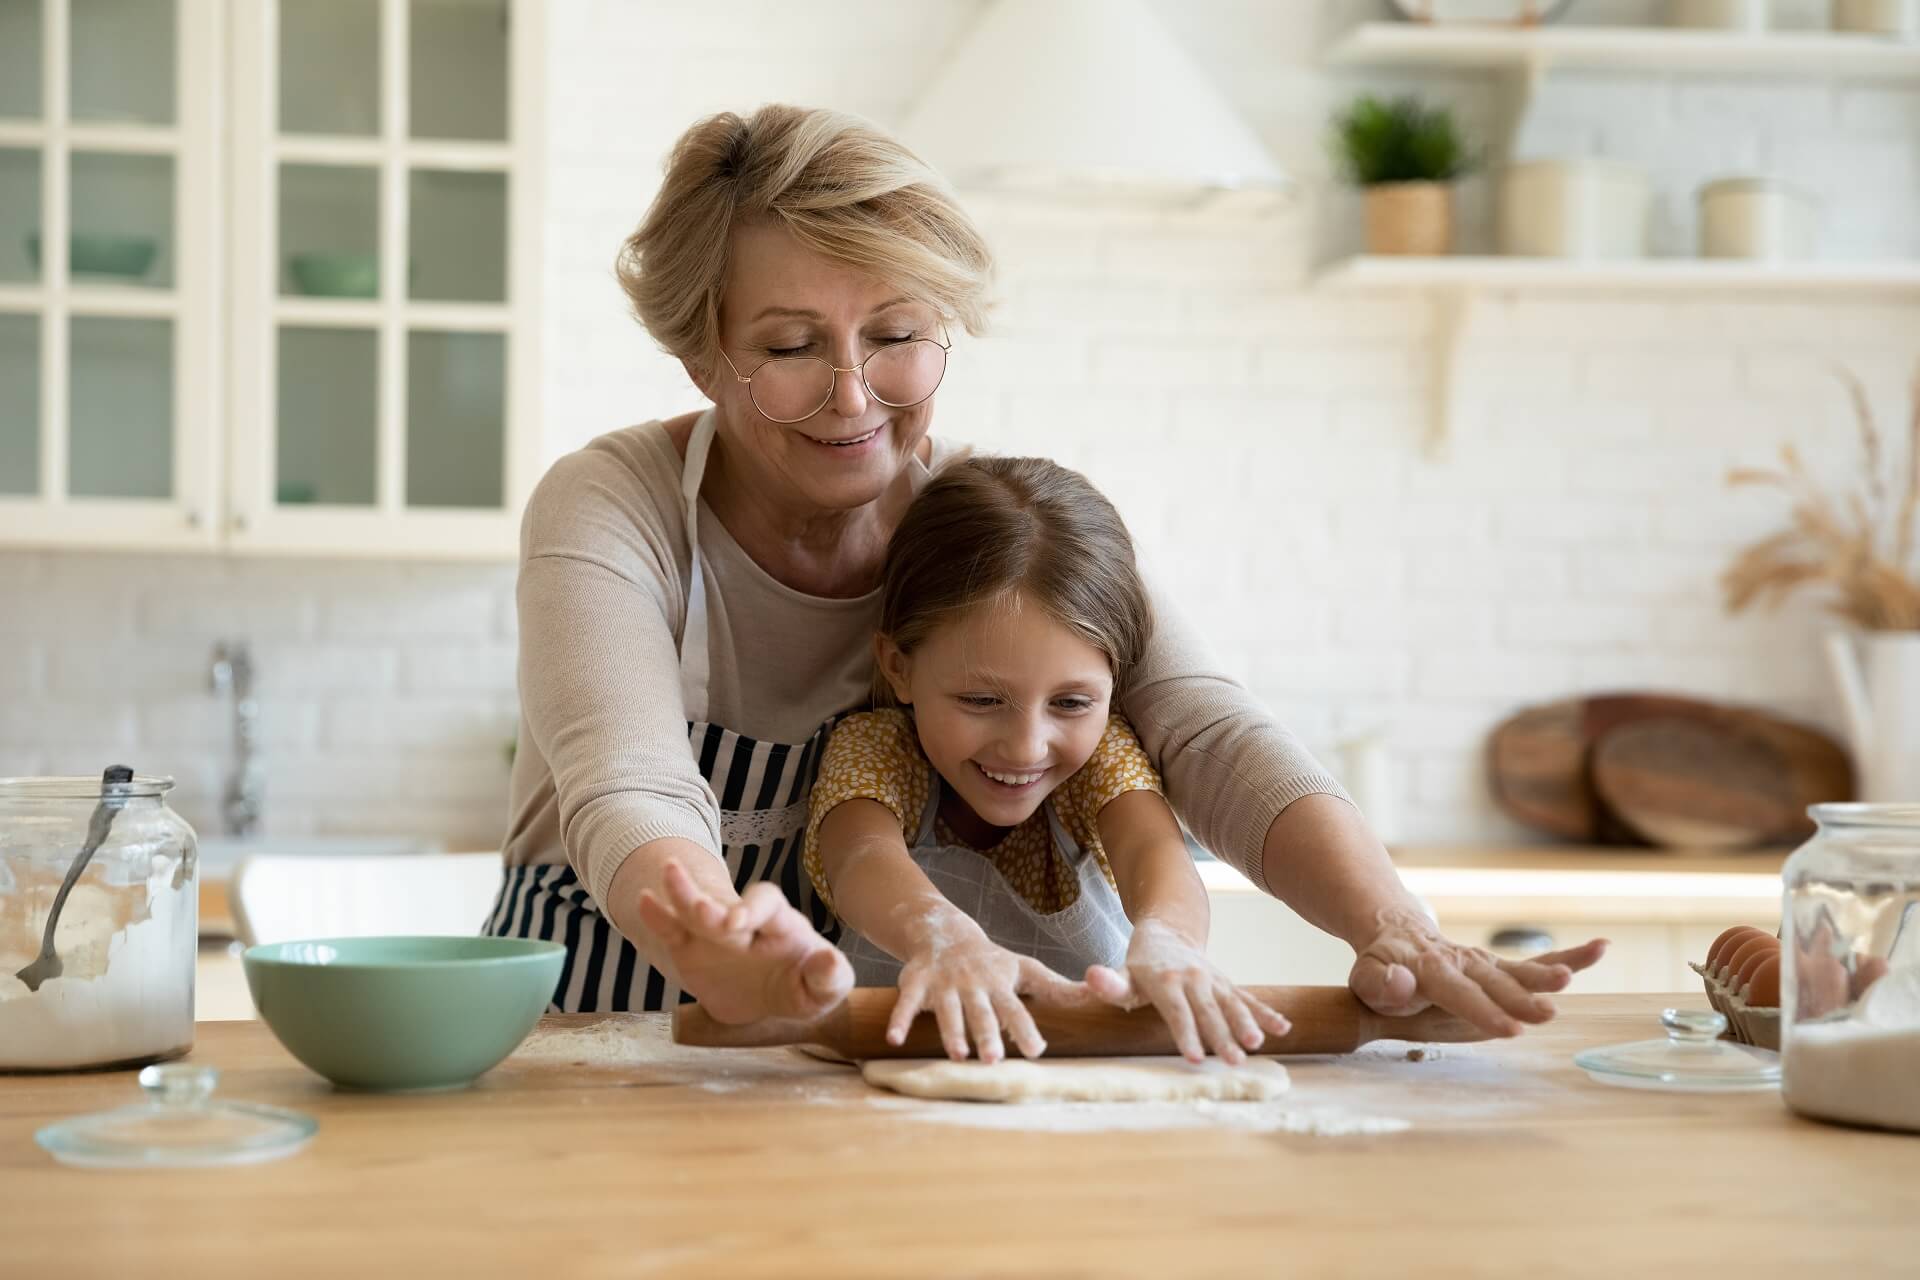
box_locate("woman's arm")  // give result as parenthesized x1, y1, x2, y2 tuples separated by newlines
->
(1122, 574, 1605, 1036)
(1261, 795, 1607, 1036)
(813, 798, 1075, 1061)
(516, 448, 848, 1024)
(1091, 790, 1291, 1063)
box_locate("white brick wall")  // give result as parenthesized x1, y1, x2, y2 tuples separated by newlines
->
(3, 0, 1917, 853)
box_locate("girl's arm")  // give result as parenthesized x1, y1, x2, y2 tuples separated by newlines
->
(1091, 789, 1292, 1064)
(814, 798, 1079, 1062)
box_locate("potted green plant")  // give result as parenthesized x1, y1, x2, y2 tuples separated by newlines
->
(1330, 94, 1475, 256)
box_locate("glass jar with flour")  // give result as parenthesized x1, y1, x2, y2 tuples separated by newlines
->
(1781, 804, 1920, 1132)
(0, 772, 198, 1071)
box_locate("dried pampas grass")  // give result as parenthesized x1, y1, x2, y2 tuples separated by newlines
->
(1723, 362, 1920, 632)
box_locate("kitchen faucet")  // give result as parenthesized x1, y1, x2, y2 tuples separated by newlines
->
(208, 640, 264, 838)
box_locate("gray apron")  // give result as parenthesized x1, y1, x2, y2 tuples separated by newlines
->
(836, 777, 1133, 986)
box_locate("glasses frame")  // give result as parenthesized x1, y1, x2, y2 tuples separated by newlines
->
(717, 327, 952, 425)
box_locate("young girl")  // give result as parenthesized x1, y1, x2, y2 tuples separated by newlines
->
(794, 456, 1291, 1066)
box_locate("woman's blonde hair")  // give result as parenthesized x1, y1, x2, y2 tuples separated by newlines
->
(876, 457, 1153, 708)
(616, 104, 994, 372)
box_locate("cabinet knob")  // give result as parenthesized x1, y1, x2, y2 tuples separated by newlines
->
(231, 512, 250, 533)
(185, 508, 203, 529)
(1488, 927, 1555, 956)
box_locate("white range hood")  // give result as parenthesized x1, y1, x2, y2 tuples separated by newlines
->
(899, 0, 1291, 210)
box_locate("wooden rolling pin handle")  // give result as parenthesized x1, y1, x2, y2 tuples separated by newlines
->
(672, 986, 1488, 1058)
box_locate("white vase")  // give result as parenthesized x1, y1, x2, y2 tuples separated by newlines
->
(1825, 630, 1920, 802)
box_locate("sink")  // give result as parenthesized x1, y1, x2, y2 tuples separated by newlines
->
(194, 836, 445, 881)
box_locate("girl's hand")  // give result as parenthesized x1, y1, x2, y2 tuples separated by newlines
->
(1347, 905, 1607, 1037)
(889, 913, 1085, 1063)
(1084, 919, 1292, 1065)
(636, 860, 853, 1026)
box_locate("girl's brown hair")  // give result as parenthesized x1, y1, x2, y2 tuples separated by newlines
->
(615, 104, 994, 375)
(876, 456, 1152, 706)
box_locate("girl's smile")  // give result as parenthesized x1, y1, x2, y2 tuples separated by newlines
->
(878, 591, 1115, 842)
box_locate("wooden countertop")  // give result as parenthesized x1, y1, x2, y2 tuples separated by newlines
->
(3, 995, 1912, 1276)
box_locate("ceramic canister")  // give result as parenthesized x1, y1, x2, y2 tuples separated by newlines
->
(1698, 178, 1817, 260)
(1497, 159, 1651, 259)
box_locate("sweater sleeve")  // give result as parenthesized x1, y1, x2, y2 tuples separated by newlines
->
(514, 441, 724, 908)
(1120, 572, 1351, 893)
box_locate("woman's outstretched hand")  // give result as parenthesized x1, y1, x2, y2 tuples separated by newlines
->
(636, 860, 853, 1025)
(1084, 919, 1293, 1065)
(1347, 906, 1608, 1037)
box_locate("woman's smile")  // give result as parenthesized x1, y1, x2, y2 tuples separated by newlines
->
(797, 422, 884, 450)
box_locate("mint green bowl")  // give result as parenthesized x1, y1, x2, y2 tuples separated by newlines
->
(287, 251, 378, 297)
(24, 232, 159, 279)
(242, 936, 563, 1092)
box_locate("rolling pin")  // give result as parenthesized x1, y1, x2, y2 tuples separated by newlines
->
(672, 985, 1486, 1059)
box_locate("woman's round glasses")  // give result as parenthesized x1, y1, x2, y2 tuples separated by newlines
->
(719, 332, 951, 425)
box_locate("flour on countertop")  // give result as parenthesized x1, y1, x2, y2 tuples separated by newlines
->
(507, 1016, 674, 1067)
(863, 1093, 1411, 1135)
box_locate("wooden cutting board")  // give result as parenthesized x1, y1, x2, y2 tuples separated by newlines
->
(1590, 716, 1798, 849)
(1487, 693, 1854, 845)
(673, 985, 1487, 1059)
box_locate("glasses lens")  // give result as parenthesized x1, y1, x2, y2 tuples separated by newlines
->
(863, 340, 947, 408)
(751, 358, 833, 423)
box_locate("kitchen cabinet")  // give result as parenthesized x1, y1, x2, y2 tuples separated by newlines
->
(0, 0, 542, 559)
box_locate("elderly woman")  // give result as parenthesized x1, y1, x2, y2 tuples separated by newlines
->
(487, 104, 1603, 1038)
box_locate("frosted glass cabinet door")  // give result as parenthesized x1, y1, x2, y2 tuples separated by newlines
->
(70, 0, 177, 125)
(409, 0, 508, 142)
(276, 326, 377, 506)
(68, 152, 175, 289)
(69, 316, 173, 500)
(279, 163, 380, 298)
(279, 0, 380, 136)
(0, 0, 216, 550)
(225, 0, 534, 558)
(0, 0, 43, 120)
(0, 314, 37, 496)
(0, 149, 40, 284)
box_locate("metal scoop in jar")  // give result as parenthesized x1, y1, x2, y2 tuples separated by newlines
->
(14, 765, 136, 993)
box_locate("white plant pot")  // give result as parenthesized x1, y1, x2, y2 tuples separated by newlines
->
(1497, 159, 1651, 259)
(1698, 177, 1818, 260)
(1832, 0, 1919, 38)
(1669, 0, 1769, 31)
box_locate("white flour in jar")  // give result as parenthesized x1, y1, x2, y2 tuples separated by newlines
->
(0, 873, 195, 1070)
(1784, 966, 1920, 1132)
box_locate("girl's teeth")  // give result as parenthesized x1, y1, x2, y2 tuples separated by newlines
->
(981, 766, 1043, 786)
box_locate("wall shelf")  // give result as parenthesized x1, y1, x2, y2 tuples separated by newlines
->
(1317, 255, 1920, 295)
(1315, 256, 1920, 456)
(1322, 21, 1920, 82)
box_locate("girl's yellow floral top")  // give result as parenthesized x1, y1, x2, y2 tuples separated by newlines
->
(802, 708, 1163, 916)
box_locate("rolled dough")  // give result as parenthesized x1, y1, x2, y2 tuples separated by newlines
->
(860, 1056, 1291, 1104)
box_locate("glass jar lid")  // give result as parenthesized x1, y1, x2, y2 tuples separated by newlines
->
(1573, 1009, 1781, 1092)
(35, 1063, 316, 1168)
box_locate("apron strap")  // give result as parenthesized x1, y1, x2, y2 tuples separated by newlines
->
(678, 409, 719, 723)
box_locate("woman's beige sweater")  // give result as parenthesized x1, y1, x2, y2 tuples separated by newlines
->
(505, 422, 1348, 910)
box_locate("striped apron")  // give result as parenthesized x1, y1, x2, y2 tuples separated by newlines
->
(484, 409, 850, 1011)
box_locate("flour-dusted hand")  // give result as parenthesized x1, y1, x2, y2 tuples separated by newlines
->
(635, 860, 853, 1026)
(1347, 905, 1608, 1037)
(887, 910, 1086, 1063)
(1084, 919, 1292, 1065)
